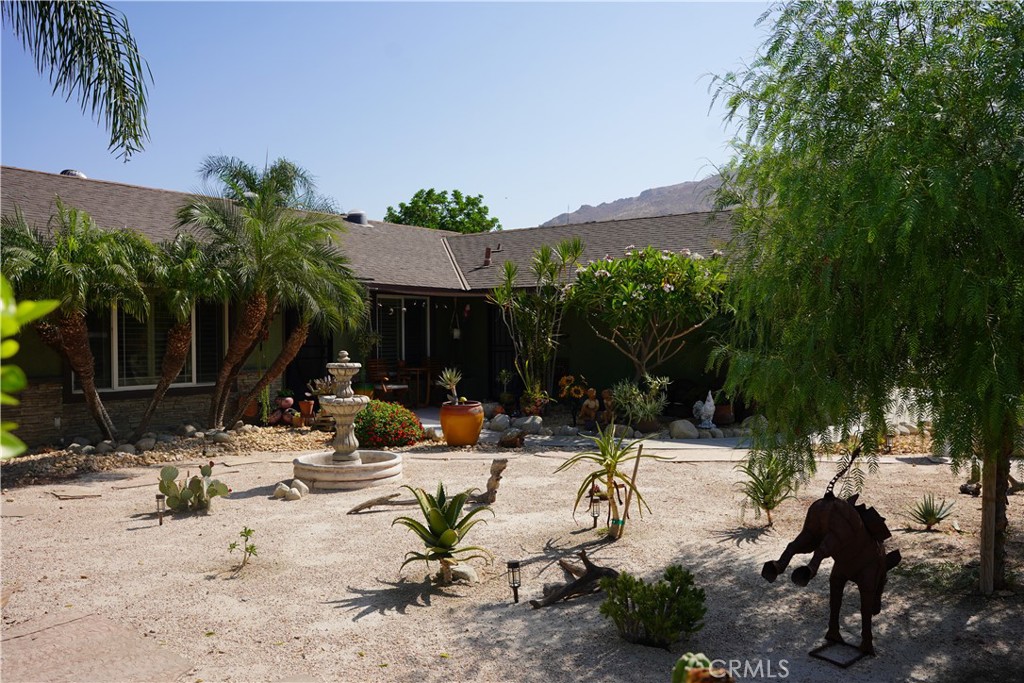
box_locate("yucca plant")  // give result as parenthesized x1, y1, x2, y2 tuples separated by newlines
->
(735, 453, 799, 526)
(906, 494, 954, 531)
(392, 482, 493, 584)
(555, 423, 662, 540)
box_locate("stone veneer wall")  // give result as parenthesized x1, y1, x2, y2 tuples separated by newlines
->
(6, 371, 280, 447)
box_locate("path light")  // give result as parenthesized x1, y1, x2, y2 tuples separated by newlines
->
(506, 560, 521, 604)
(155, 494, 165, 525)
(589, 494, 602, 529)
(883, 433, 894, 454)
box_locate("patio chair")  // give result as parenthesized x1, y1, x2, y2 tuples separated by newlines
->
(366, 358, 410, 405)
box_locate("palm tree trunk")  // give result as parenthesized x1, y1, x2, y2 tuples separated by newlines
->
(229, 321, 309, 426)
(50, 313, 118, 441)
(214, 299, 278, 428)
(130, 320, 192, 440)
(208, 294, 267, 428)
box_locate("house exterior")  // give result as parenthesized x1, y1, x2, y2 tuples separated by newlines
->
(0, 165, 733, 445)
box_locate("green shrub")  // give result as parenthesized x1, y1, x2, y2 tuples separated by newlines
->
(735, 452, 799, 526)
(905, 493, 954, 531)
(599, 565, 706, 649)
(354, 400, 425, 448)
(611, 374, 670, 426)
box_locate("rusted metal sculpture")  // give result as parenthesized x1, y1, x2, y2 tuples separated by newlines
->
(761, 447, 901, 655)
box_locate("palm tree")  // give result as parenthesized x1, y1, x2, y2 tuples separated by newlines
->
(1, 1, 151, 160)
(129, 233, 228, 440)
(1, 202, 152, 441)
(178, 156, 363, 428)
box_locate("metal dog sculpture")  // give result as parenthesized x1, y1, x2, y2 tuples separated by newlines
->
(761, 447, 901, 655)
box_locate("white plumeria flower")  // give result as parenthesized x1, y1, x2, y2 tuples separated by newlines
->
(662, 283, 674, 293)
(691, 252, 704, 260)
(711, 249, 724, 257)
(595, 269, 610, 278)
(681, 249, 692, 256)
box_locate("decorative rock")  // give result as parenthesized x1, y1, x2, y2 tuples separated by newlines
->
(157, 434, 176, 443)
(285, 487, 302, 501)
(710, 428, 724, 439)
(902, 423, 921, 435)
(177, 424, 197, 437)
(425, 427, 444, 441)
(80, 445, 96, 455)
(499, 428, 525, 448)
(451, 565, 479, 584)
(291, 479, 310, 496)
(511, 416, 527, 428)
(209, 431, 235, 445)
(897, 425, 911, 436)
(142, 432, 157, 440)
(95, 440, 114, 454)
(65, 443, 84, 454)
(556, 425, 578, 436)
(273, 483, 291, 499)
(481, 402, 500, 419)
(71, 436, 92, 447)
(539, 428, 553, 437)
(520, 416, 543, 435)
(697, 429, 712, 439)
(482, 420, 491, 431)
(670, 420, 700, 439)
(136, 437, 156, 452)
(115, 443, 136, 455)
(193, 432, 205, 440)
(613, 424, 632, 438)
(232, 421, 245, 431)
(489, 414, 510, 432)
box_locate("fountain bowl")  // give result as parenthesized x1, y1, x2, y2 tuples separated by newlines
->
(293, 450, 403, 491)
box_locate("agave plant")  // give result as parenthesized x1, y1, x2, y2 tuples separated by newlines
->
(435, 367, 463, 405)
(735, 453, 799, 526)
(555, 423, 661, 540)
(906, 493, 954, 531)
(392, 482, 493, 584)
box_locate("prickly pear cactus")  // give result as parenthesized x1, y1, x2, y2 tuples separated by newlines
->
(157, 461, 230, 513)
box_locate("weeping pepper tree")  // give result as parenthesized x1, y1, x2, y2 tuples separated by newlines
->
(1, 202, 153, 441)
(711, 1, 1023, 594)
(178, 155, 363, 428)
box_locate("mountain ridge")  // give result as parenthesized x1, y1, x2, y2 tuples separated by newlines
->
(541, 174, 722, 227)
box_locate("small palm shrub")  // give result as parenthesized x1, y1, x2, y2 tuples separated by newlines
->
(735, 453, 799, 525)
(906, 493, 954, 531)
(354, 400, 425, 448)
(599, 565, 706, 649)
(392, 482, 493, 584)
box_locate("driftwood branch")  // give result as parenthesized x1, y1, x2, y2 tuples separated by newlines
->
(347, 459, 508, 514)
(529, 550, 619, 609)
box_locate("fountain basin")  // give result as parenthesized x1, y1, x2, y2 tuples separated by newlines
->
(292, 450, 403, 491)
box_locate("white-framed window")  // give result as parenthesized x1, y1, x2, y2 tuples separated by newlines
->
(76, 300, 225, 392)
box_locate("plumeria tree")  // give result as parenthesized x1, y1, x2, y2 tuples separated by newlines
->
(569, 245, 726, 379)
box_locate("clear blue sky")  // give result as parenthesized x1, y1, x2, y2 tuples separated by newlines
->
(2, 2, 769, 229)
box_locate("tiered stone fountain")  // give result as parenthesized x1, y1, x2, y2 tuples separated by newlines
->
(292, 350, 404, 490)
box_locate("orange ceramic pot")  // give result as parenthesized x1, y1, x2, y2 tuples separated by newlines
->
(439, 401, 484, 447)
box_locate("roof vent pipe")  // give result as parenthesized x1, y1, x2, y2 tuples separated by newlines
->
(347, 210, 368, 225)
(59, 169, 87, 179)
(483, 247, 492, 267)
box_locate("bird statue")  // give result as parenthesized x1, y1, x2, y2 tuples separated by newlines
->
(693, 390, 716, 429)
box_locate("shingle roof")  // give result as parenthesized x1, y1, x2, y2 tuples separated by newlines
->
(0, 166, 465, 292)
(445, 211, 734, 291)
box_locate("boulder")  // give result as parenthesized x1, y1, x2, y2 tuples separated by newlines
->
(489, 414, 510, 432)
(481, 402, 500, 419)
(232, 421, 245, 431)
(285, 487, 302, 501)
(176, 424, 197, 437)
(539, 428, 553, 437)
(193, 432, 205, 440)
(555, 425, 578, 436)
(901, 422, 921, 435)
(481, 420, 491, 431)
(71, 436, 92, 447)
(95, 440, 115, 454)
(499, 428, 525, 448)
(451, 565, 479, 584)
(613, 424, 633, 438)
(115, 443, 136, 455)
(156, 434, 176, 443)
(425, 427, 444, 442)
(65, 443, 84, 454)
(80, 445, 97, 456)
(273, 483, 291, 499)
(520, 416, 543, 435)
(136, 437, 157, 452)
(209, 431, 235, 445)
(897, 425, 911, 436)
(670, 420, 700, 439)
(697, 429, 713, 439)
(709, 428, 725, 439)
(291, 479, 310, 496)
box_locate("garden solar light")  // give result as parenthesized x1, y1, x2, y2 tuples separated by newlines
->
(590, 494, 602, 529)
(884, 433, 894, 454)
(155, 493, 165, 525)
(506, 560, 521, 603)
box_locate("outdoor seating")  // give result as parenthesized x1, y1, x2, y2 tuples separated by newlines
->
(366, 358, 410, 405)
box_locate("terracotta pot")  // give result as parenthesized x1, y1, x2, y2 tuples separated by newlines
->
(298, 400, 315, 418)
(714, 403, 735, 425)
(242, 400, 259, 418)
(439, 401, 484, 447)
(635, 418, 661, 433)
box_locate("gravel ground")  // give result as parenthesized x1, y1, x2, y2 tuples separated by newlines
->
(1, 438, 1021, 683)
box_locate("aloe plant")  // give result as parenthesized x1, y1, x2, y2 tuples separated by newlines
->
(435, 367, 463, 404)
(392, 482, 493, 584)
(158, 461, 229, 513)
(906, 493, 954, 531)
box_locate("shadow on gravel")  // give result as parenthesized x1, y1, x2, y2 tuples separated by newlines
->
(712, 524, 774, 547)
(327, 576, 465, 620)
